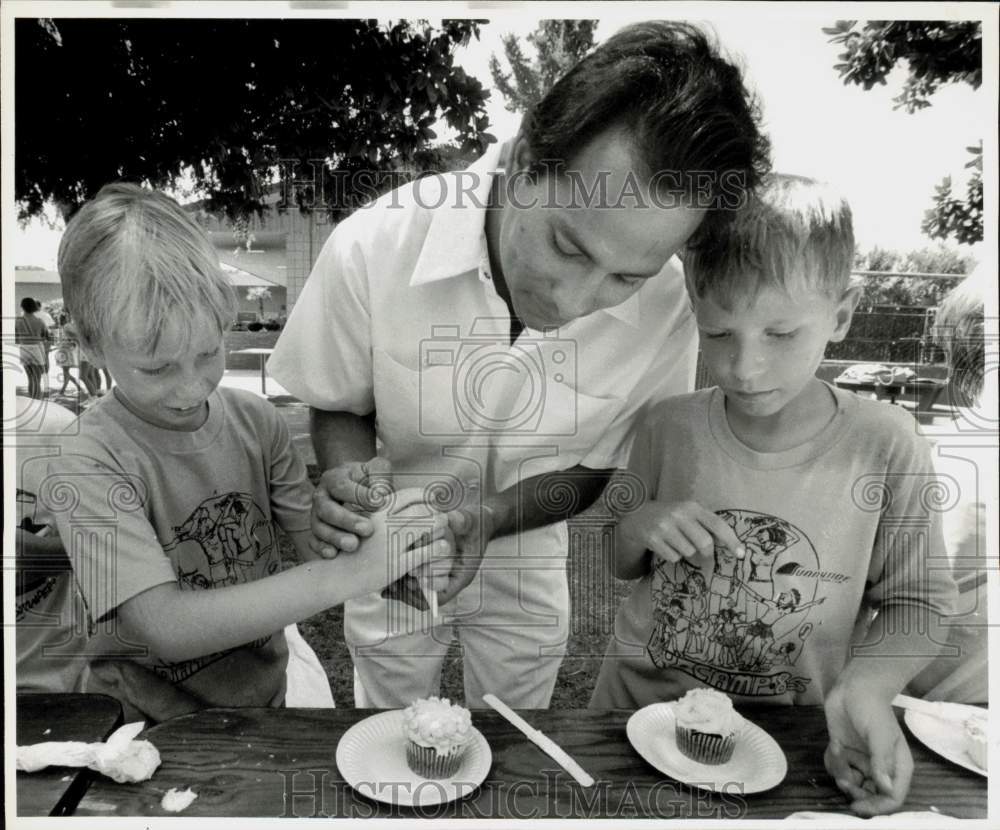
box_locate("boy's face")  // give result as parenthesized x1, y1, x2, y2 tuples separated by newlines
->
(694, 282, 857, 423)
(91, 315, 225, 431)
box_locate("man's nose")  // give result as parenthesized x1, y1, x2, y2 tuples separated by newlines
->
(551, 269, 605, 321)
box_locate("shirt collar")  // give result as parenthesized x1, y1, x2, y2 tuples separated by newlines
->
(408, 138, 671, 330)
(409, 141, 507, 288)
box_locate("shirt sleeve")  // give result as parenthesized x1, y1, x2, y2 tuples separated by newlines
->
(264, 402, 314, 534)
(44, 450, 175, 628)
(267, 218, 375, 414)
(579, 314, 697, 471)
(864, 424, 958, 620)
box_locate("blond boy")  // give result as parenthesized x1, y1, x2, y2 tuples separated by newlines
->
(592, 175, 957, 815)
(46, 184, 450, 722)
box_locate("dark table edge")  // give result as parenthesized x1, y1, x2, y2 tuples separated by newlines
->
(16, 692, 125, 817)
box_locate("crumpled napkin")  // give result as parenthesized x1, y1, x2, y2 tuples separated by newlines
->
(17, 721, 161, 783)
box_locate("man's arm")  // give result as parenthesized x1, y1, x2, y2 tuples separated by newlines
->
(308, 407, 384, 556)
(436, 465, 614, 605)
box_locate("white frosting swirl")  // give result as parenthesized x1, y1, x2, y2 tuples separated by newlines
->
(674, 689, 740, 735)
(403, 696, 472, 755)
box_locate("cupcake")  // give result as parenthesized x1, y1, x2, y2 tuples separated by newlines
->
(402, 696, 473, 778)
(964, 716, 987, 770)
(673, 688, 742, 764)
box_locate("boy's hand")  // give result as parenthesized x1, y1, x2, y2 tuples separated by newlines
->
(619, 500, 744, 563)
(309, 457, 393, 558)
(823, 680, 913, 816)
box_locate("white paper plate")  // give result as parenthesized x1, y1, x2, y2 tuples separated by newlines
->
(335, 710, 492, 806)
(903, 704, 988, 777)
(627, 702, 787, 794)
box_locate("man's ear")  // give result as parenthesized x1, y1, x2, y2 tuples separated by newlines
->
(829, 285, 861, 343)
(505, 131, 536, 177)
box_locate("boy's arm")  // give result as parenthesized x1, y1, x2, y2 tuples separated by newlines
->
(114, 515, 451, 663)
(824, 426, 959, 816)
(823, 604, 946, 816)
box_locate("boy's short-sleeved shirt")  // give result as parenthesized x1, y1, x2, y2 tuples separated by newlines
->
(45, 387, 313, 722)
(592, 385, 958, 709)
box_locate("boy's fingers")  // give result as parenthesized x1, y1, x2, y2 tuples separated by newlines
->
(703, 511, 745, 558)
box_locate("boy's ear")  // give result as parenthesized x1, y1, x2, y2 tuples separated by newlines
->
(828, 285, 861, 343)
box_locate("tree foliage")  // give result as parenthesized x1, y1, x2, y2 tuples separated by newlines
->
(16, 18, 495, 222)
(824, 20, 983, 245)
(853, 244, 975, 309)
(488, 20, 597, 114)
(824, 20, 981, 112)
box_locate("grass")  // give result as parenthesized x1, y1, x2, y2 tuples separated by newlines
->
(290, 478, 632, 707)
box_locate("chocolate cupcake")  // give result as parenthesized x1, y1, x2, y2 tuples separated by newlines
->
(673, 688, 742, 764)
(402, 696, 473, 778)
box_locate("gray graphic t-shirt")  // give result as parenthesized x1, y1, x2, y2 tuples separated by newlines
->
(592, 385, 957, 708)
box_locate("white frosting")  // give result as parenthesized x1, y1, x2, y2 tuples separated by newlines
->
(403, 696, 472, 755)
(161, 787, 199, 812)
(674, 689, 740, 735)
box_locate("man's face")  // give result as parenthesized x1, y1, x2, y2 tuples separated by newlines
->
(495, 129, 705, 330)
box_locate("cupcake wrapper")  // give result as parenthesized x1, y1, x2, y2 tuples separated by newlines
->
(406, 741, 466, 779)
(675, 725, 736, 764)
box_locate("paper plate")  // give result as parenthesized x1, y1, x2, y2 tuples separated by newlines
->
(627, 702, 787, 794)
(903, 704, 988, 777)
(335, 710, 492, 806)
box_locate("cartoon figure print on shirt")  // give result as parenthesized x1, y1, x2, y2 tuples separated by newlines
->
(647, 509, 842, 697)
(153, 492, 279, 684)
(165, 492, 280, 589)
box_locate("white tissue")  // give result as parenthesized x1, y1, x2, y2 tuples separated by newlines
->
(16, 721, 161, 783)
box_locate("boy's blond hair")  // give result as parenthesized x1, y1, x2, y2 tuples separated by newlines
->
(685, 173, 854, 307)
(57, 183, 237, 355)
(933, 265, 985, 406)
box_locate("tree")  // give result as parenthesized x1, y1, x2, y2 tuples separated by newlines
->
(489, 20, 597, 114)
(16, 18, 495, 223)
(824, 20, 983, 244)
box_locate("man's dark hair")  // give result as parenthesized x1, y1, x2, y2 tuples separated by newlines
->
(522, 21, 770, 238)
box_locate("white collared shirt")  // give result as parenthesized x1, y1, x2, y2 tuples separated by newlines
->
(270, 143, 696, 523)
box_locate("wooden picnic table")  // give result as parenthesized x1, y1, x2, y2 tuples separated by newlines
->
(66, 704, 986, 819)
(16, 693, 123, 816)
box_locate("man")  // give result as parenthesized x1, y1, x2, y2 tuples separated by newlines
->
(269, 21, 770, 708)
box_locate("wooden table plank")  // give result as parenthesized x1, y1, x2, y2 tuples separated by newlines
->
(16, 693, 124, 817)
(72, 705, 987, 819)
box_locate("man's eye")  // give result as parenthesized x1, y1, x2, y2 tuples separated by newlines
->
(614, 274, 642, 288)
(552, 231, 581, 257)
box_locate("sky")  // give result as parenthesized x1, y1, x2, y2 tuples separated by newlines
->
(457, 11, 990, 257)
(7, 5, 995, 268)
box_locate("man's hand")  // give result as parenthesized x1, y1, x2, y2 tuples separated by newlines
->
(619, 500, 745, 563)
(823, 680, 913, 816)
(309, 456, 393, 559)
(435, 503, 499, 606)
